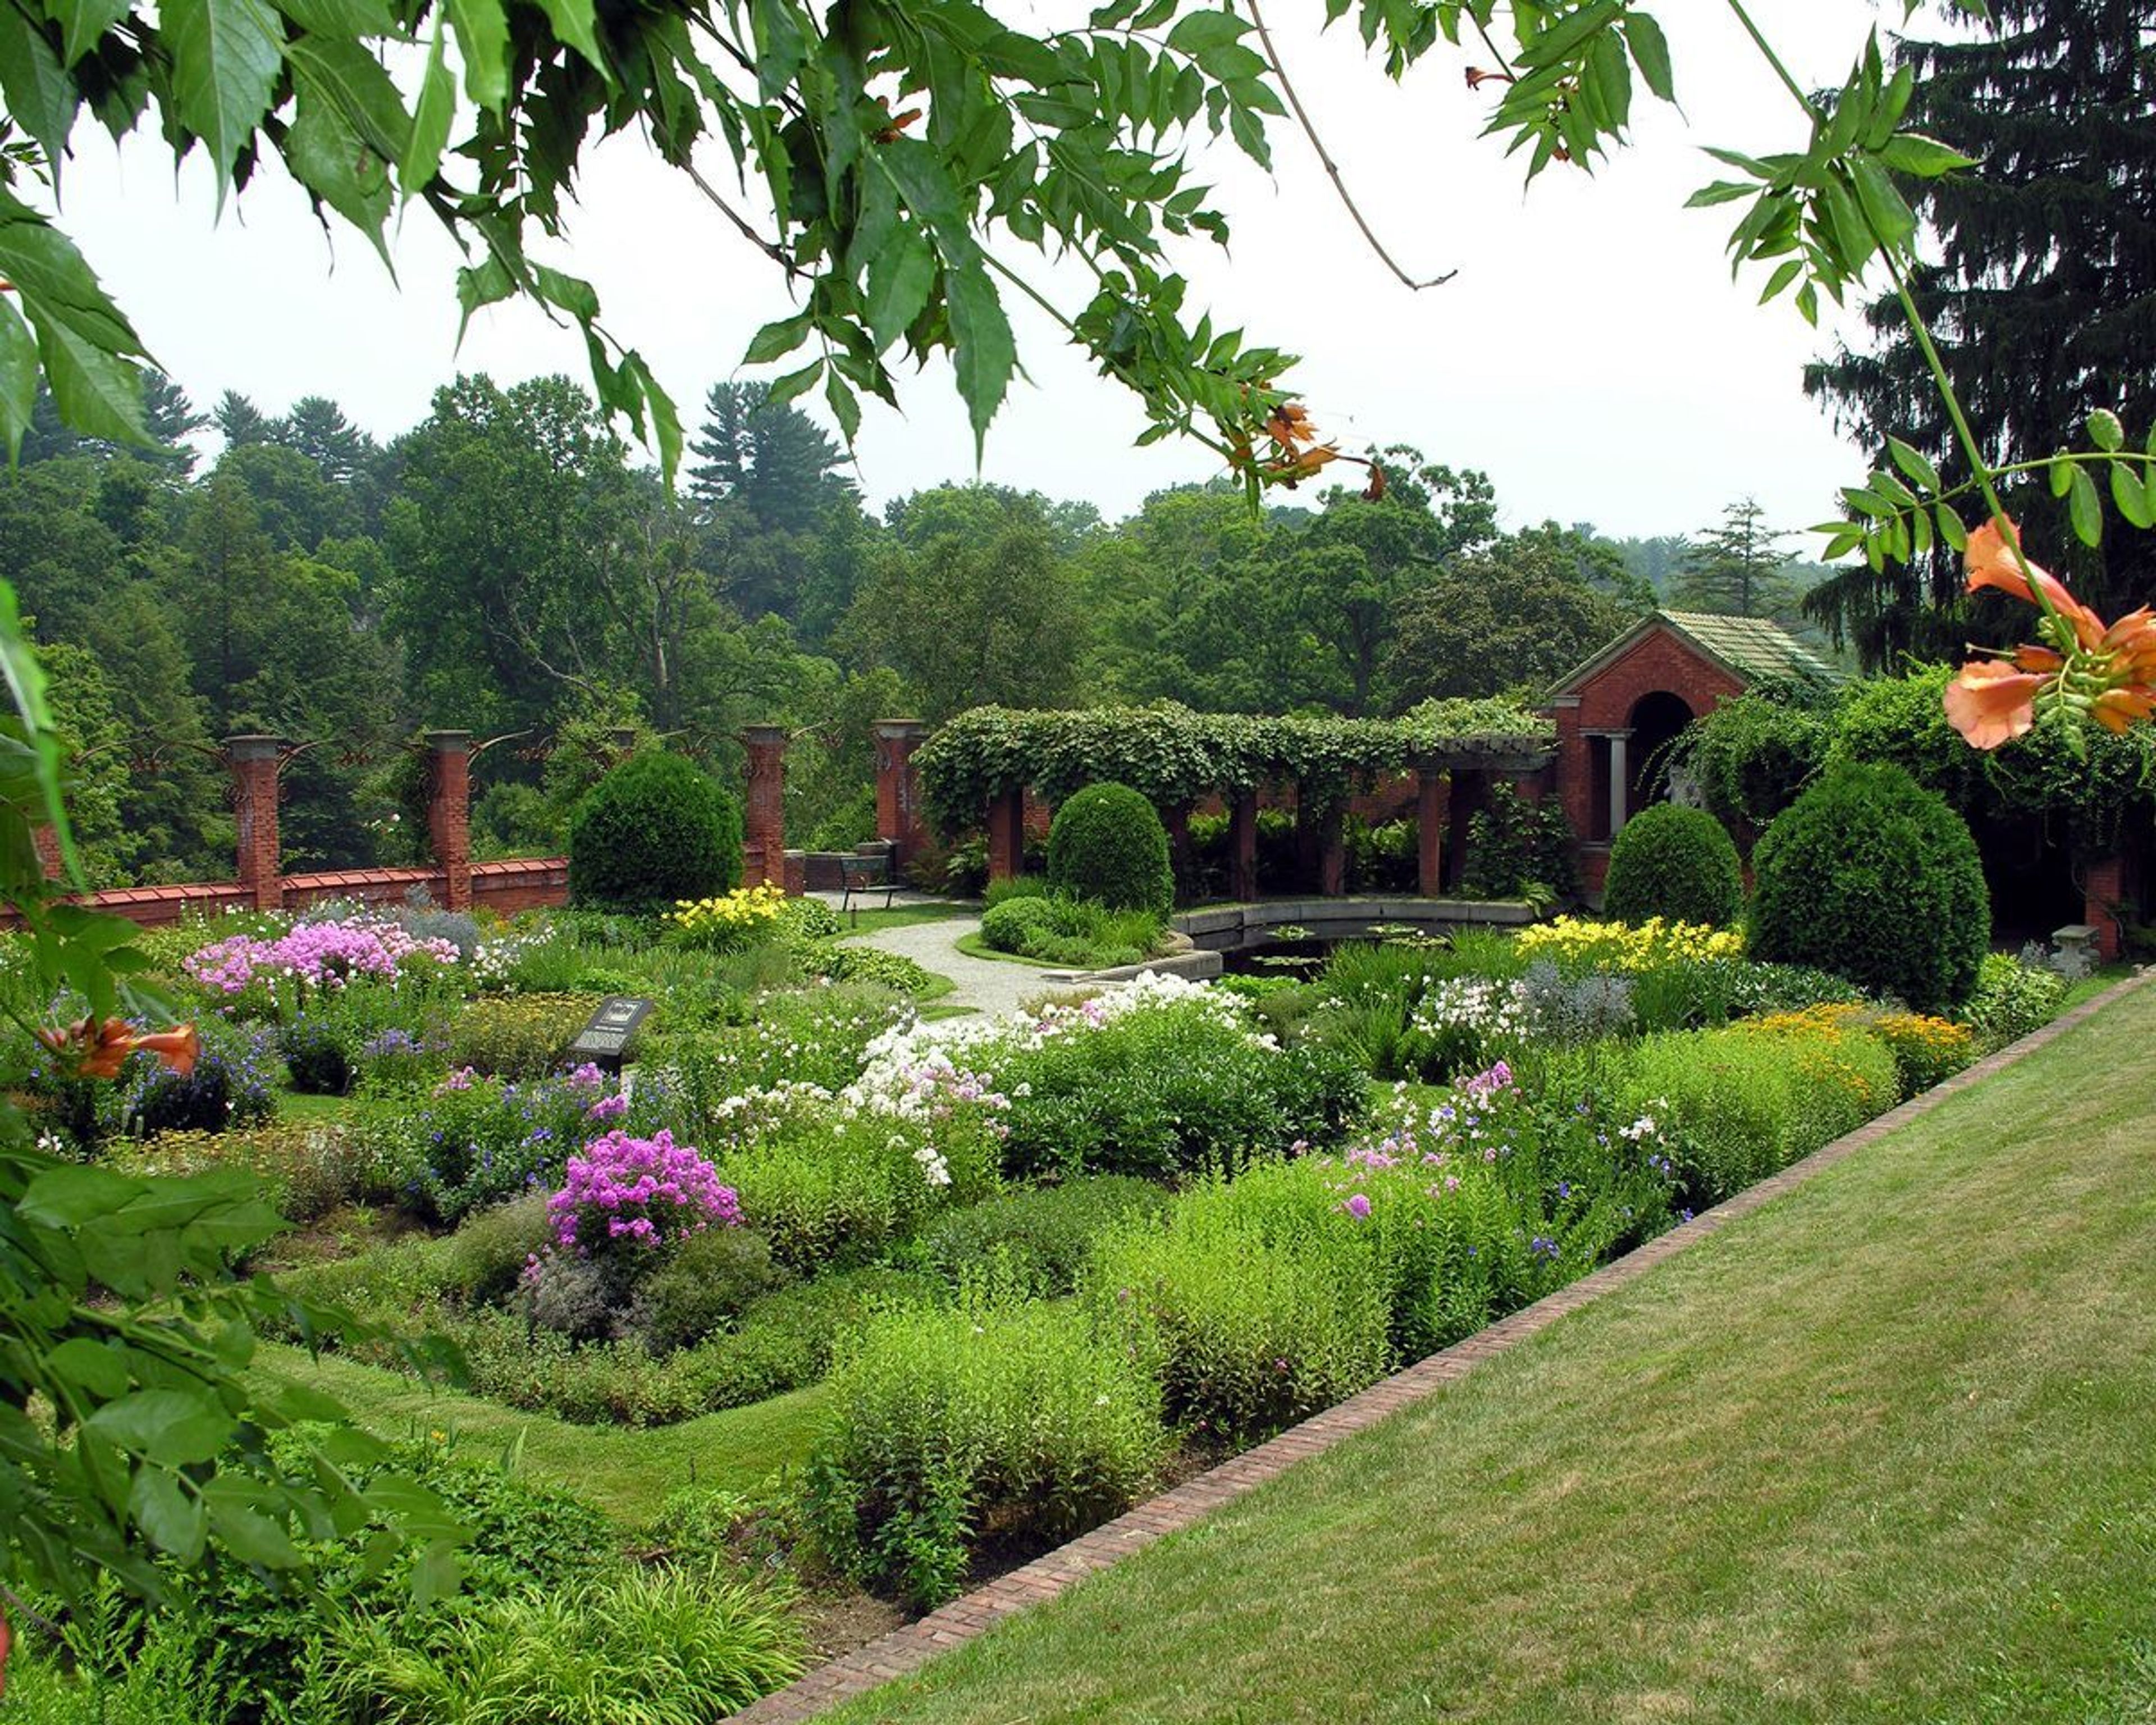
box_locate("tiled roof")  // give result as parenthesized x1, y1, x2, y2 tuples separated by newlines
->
(1657, 610, 1846, 686)
(1546, 610, 1846, 700)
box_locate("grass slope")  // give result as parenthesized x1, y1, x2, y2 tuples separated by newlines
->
(821, 980, 2156, 1724)
(256, 1344, 827, 1524)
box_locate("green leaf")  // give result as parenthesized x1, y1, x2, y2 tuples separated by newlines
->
(1621, 11, 1672, 102)
(446, 0, 508, 107)
(283, 38, 410, 162)
(1194, 40, 1266, 80)
(2087, 407, 2125, 451)
(2068, 464, 2103, 546)
(285, 71, 393, 258)
(1757, 258, 1802, 304)
(1514, 0, 1621, 70)
(864, 227, 935, 351)
(532, 264, 599, 321)
(400, 15, 453, 196)
(764, 356, 823, 410)
(1164, 10, 1247, 53)
(945, 261, 1015, 458)
(2050, 455, 2075, 499)
(19, 1165, 138, 1229)
(46, 1338, 130, 1399)
(532, 0, 600, 69)
(0, 4, 79, 163)
(1886, 435, 1940, 494)
(46, 0, 131, 67)
(130, 1469, 207, 1563)
(2111, 460, 2153, 529)
(742, 310, 812, 366)
(84, 1389, 232, 1467)
(619, 349, 681, 483)
(1935, 502, 1968, 553)
(824, 365, 860, 444)
(454, 256, 516, 341)
(274, 0, 391, 34)
(0, 296, 39, 460)
(203, 1478, 300, 1568)
(161, 0, 286, 197)
(1875, 131, 1978, 178)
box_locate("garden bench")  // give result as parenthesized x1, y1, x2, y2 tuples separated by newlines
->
(840, 850, 901, 923)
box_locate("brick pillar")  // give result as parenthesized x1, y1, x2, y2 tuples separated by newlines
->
(1319, 806, 1346, 896)
(229, 734, 284, 911)
(1163, 802, 1192, 902)
(426, 731, 473, 911)
(1415, 764, 1450, 897)
(1228, 791, 1259, 902)
(31, 823, 62, 882)
(2084, 854, 2127, 961)
(874, 720, 930, 864)
(985, 788, 1026, 884)
(742, 725, 787, 890)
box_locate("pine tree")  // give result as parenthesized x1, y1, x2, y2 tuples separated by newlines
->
(214, 390, 276, 450)
(1669, 499, 1797, 618)
(687, 381, 855, 535)
(1804, 0, 2156, 668)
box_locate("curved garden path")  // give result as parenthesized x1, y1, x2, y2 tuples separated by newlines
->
(819, 897, 1054, 1017)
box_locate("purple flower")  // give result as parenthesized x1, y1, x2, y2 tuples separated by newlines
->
(1344, 1193, 1372, 1221)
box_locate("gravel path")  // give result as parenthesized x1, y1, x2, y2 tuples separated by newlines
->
(814, 895, 1062, 1017)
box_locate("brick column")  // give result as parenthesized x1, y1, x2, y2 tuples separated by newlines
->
(743, 725, 788, 890)
(426, 731, 473, 911)
(2084, 854, 2127, 961)
(1162, 802, 1191, 902)
(31, 823, 62, 882)
(1415, 764, 1450, 897)
(1228, 791, 1259, 902)
(985, 787, 1026, 884)
(874, 720, 930, 864)
(229, 734, 284, 911)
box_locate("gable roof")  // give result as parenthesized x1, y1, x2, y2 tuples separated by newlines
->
(1545, 610, 1846, 702)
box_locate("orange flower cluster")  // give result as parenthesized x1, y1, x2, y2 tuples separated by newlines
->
(1229, 400, 1383, 499)
(37, 1016, 200, 1081)
(1944, 519, 2156, 749)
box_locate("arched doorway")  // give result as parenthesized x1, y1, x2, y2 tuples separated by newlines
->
(1623, 690, 1694, 826)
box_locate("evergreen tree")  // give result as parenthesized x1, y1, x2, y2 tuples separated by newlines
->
(279, 395, 376, 487)
(1669, 499, 1797, 618)
(140, 373, 208, 474)
(214, 390, 276, 450)
(688, 382, 855, 537)
(1803, 0, 2156, 668)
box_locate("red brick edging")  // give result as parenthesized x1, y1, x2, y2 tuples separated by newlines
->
(733, 969, 2151, 1723)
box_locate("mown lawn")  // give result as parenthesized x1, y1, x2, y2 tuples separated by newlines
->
(255, 1344, 827, 1525)
(818, 977, 2156, 1725)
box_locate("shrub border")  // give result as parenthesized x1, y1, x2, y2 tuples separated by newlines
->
(733, 967, 2152, 1724)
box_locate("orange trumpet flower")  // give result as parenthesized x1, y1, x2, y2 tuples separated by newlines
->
(38, 1017, 200, 1081)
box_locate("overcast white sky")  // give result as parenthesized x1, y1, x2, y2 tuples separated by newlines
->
(42, 0, 1918, 542)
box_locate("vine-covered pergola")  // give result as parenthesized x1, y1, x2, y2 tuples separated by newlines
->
(912, 700, 1557, 897)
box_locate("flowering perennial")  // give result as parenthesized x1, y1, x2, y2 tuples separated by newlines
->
(548, 1128, 741, 1253)
(1514, 915, 1744, 973)
(184, 915, 461, 996)
(670, 884, 791, 949)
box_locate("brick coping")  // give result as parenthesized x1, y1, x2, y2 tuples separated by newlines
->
(732, 969, 2152, 1724)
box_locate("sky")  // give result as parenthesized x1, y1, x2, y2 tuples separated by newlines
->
(39, 0, 1919, 543)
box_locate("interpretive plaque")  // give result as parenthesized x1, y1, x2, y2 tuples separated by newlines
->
(565, 996, 655, 1072)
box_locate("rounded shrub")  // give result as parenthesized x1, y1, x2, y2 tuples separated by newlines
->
(1045, 782, 1174, 913)
(1750, 761, 1989, 1014)
(568, 751, 742, 915)
(1601, 803, 1744, 928)
(981, 895, 1056, 953)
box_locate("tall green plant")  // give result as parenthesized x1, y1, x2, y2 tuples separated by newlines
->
(0, 583, 456, 1668)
